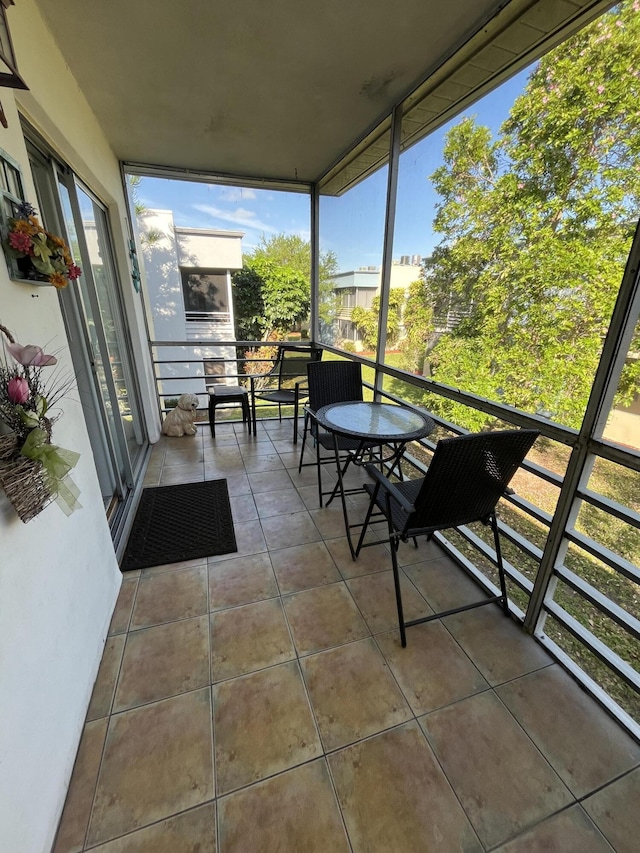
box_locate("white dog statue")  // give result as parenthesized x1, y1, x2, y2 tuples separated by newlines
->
(162, 393, 199, 437)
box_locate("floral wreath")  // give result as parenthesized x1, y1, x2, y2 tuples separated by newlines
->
(4, 202, 82, 289)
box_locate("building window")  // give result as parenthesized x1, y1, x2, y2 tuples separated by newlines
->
(180, 268, 230, 320)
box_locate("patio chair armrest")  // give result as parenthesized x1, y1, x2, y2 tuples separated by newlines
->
(364, 464, 416, 514)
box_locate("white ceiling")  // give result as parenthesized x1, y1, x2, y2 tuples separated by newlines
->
(33, 0, 507, 184)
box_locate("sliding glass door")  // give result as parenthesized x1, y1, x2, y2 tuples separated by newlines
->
(26, 136, 146, 531)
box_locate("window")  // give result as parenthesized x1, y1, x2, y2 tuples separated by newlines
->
(180, 268, 230, 319)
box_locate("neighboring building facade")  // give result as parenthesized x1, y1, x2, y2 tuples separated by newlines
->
(332, 255, 423, 348)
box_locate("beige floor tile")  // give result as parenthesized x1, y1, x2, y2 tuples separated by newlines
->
(159, 466, 204, 486)
(248, 469, 293, 493)
(221, 473, 251, 496)
(443, 606, 553, 685)
(87, 689, 214, 847)
(113, 616, 210, 712)
(497, 665, 640, 798)
(89, 802, 216, 853)
(283, 582, 370, 655)
(260, 510, 322, 550)
(242, 453, 285, 473)
(329, 721, 482, 853)
(218, 759, 349, 853)
(108, 579, 137, 636)
(308, 505, 351, 539)
(582, 766, 640, 853)
(53, 718, 108, 853)
(495, 805, 613, 853)
(207, 519, 267, 563)
(405, 557, 489, 613)
(211, 598, 294, 681)
(394, 535, 447, 566)
(376, 621, 489, 714)
(278, 449, 314, 469)
(163, 442, 203, 462)
(131, 566, 208, 629)
(87, 635, 126, 721)
(213, 661, 322, 794)
(142, 467, 161, 487)
(346, 569, 432, 634)
(296, 483, 325, 510)
(326, 535, 391, 578)
(301, 638, 412, 750)
(253, 487, 305, 518)
(209, 553, 278, 610)
(270, 541, 341, 594)
(141, 558, 207, 578)
(229, 493, 258, 522)
(205, 462, 247, 480)
(420, 690, 573, 848)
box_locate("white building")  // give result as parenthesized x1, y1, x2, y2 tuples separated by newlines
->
(136, 209, 244, 410)
(332, 258, 423, 347)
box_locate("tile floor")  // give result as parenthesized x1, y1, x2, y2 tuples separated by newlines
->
(54, 419, 640, 852)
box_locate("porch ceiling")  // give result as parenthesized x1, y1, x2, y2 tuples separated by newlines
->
(34, 0, 505, 184)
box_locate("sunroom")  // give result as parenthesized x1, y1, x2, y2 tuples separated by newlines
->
(0, 0, 639, 851)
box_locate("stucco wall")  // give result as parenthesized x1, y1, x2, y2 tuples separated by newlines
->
(176, 228, 244, 270)
(0, 3, 157, 852)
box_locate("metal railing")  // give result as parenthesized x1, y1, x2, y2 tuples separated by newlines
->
(149, 338, 640, 739)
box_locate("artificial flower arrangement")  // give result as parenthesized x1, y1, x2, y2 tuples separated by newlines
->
(0, 323, 81, 521)
(3, 202, 82, 288)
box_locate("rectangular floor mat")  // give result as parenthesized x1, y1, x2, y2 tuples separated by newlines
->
(121, 479, 237, 571)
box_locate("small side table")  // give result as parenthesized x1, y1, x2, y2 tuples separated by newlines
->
(208, 386, 252, 437)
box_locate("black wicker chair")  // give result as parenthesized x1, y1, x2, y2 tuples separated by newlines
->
(355, 429, 539, 646)
(250, 345, 322, 442)
(298, 360, 383, 506)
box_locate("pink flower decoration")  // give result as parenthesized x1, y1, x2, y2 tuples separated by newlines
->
(6, 342, 58, 367)
(8, 231, 33, 254)
(67, 263, 82, 281)
(7, 377, 29, 405)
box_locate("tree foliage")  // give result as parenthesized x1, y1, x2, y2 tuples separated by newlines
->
(232, 233, 338, 341)
(405, 3, 640, 430)
(351, 288, 406, 351)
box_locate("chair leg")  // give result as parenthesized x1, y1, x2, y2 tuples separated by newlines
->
(209, 399, 216, 438)
(298, 412, 310, 473)
(242, 396, 251, 435)
(315, 432, 323, 507)
(355, 482, 379, 556)
(389, 530, 407, 647)
(491, 513, 509, 615)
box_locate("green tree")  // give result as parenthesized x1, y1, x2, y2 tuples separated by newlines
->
(408, 3, 640, 430)
(232, 233, 338, 341)
(351, 288, 406, 351)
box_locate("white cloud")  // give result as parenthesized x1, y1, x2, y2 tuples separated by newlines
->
(219, 187, 257, 202)
(192, 204, 278, 234)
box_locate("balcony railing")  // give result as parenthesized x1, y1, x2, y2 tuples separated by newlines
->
(148, 338, 640, 739)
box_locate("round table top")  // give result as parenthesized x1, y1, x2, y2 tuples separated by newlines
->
(315, 401, 434, 441)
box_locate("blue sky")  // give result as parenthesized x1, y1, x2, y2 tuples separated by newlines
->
(135, 66, 533, 273)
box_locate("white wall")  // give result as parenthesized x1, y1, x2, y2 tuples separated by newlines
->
(176, 228, 244, 270)
(0, 3, 157, 851)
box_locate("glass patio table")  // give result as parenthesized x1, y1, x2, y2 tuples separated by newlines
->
(315, 401, 435, 557)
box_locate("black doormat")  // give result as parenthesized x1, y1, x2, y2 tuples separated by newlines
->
(121, 479, 237, 571)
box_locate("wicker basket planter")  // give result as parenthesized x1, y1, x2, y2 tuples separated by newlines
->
(0, 455, 53, 523)
(0, 430, 18, 460)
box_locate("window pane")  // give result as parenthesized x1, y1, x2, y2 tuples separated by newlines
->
(389, 4, 640, 433)
(318, 132, 389, 355)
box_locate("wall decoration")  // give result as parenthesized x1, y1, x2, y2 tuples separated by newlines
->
(0, 324, 80, 522)
(2, 202, 82, 287)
